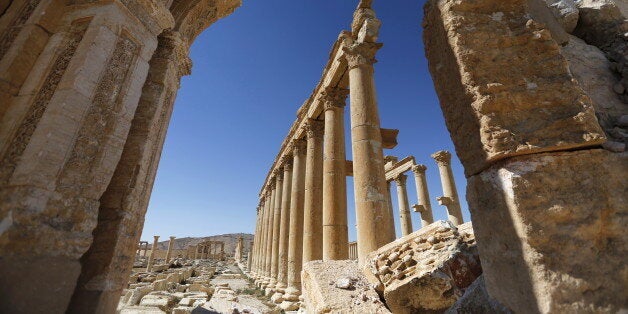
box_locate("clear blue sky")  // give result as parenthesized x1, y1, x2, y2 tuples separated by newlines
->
(141, 0, 469, 242)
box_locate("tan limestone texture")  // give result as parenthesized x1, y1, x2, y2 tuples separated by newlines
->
(445, 275, 512, 314)
(363, 221, 482, 314)
(301, 260, 391, 314)
(423, 0, 606, 176)
(467, 149, 627, 313)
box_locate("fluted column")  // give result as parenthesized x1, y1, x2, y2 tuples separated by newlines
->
(302, 119, 325, 263)
(268, 170, 283, 292)
(165, 236, 176, 263)
(321, 87, 350, 260)
(432, 151, 463, 226)
(393, 174, 413, 236)
(285, 139, 307, 301)
(411, 164, 434, 227)
(146, 236, 159, 272)
(276, 157, 293, 295)
(345, 40, 395, 263)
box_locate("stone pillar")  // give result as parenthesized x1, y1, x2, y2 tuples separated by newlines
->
(268, 170, 283, 292)
(431, 151, 463, 226)
(254, 198, 266, 280)
(321, 87, 349, 260)
(345, 40, 395, 263)
(146, 236, 160, 272)
(302, 119, 325, 263)
(422, 1, 621, 312)
(263, 183, 277, 286)
(257, 197, 270, 282)
(411, 164, 434, 227)
(275, 157, 293, 296)
(393, 174, 413, 236)
(252, 205, 262, 276)
(284, 139, 307, 305)
(193, 245, 198, 260)
(165, 236, 176, 263)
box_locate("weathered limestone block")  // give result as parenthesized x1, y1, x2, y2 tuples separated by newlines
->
(445, 275, 512, 314)
(423, 0, 606, 176)
(467, 149, 627, 312)
(119, 305, 166, 314)
(139, 292, 176, 311)
(301, 260, 390, 314)
(561, 34, 627, 149)
(543, 0, 579, 33)
(363, 221, 481, 314)
(573, 0, 627, 50)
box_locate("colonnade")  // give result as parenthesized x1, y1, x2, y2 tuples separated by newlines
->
(249, 4, 396, 308)
(136, 241, 149, 257)
(189, 241, 225, 260)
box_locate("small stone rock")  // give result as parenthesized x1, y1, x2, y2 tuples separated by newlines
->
(336, 278, 353, 290)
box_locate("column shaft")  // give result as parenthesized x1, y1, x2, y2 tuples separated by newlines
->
(321, 88, 349, 260)
(277, 158, 293, 291)
(394, 175, 413, 236)
(302, 119, 324, 263)
(264, 185, 276, 278)
(286, 139, 307, 297)
(345, 41, 395, 264)
(412, 165, 434, 227)
(432, 151, 463, 226)
(146, 236, 159, 272)
(165, 236, 176, 263)
(269, 172, 283, 288)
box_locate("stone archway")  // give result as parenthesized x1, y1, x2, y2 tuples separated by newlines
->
(0, 1, 240, 313)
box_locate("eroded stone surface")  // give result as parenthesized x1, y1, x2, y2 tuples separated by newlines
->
(445, 275, 512, 314)
(467, 149, 627, 313)
(301, 260, 391, 314)
(423, 0, 606, 176)
(363, 221, 481, 314)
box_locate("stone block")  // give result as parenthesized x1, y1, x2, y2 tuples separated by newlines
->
(445, 275, 512, 313)
(301, 260, 391, 314)
(423, 0, 606, 176)
(187, 284, 213, 295)
(363, 221, 481, 314)
(467, 149, 627, 312)
(139, 292, 176, 311)
(119, 306, 166, 314)
(544, 0, 579, 33)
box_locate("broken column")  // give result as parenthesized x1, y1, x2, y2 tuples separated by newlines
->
(423, 0, 624, 312)
(146, 236, 160, 272)
(393, 174, 413, 236)
(165, 236, 176, 263)
(411, 164, 434, 227)
(431, 151, 463, 226)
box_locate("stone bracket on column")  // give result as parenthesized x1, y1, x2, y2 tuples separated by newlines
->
(380, 128, 398, 149)
(411, 204, 426, 213)
(436, 196, 452, 206)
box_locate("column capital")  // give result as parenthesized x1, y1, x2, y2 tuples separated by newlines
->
(155, 30, 192, 77)
(281, 155, 293, 171)
(431, 150, 452, 166)
(411, 164, 427, 175)
(292, 139, 307, 156)
(169, 236, 176, 240)
(342, 42, 382, 69)
(319, 87, 349, 111)
(303, 119, 324, 139)
(153, 236, 160, 241)
(274, 169, 283, 182)
(393, 173, 407, 186)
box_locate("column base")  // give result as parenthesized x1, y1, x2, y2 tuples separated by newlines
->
(279, 300, 300, 311)
(283, 287, 301, 302)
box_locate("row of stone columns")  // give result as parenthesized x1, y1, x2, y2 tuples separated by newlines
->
(136, 241, 149, 257)
(189, 242, 225, 260)
(249, 8, 397, 310)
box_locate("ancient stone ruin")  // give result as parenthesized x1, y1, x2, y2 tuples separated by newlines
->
(0, 0, 625, 313)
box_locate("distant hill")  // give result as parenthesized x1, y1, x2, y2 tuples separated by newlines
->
(153, 233, 253, 255)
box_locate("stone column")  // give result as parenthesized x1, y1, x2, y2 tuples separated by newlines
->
(393, 174, 413, 236)
(257, 196, 270, 282)
(254, 198, 267, 281)
(146, 236, 160, 272)
(275, 157, 293, 297)
(268, 170, 283, 292)
(284, 139, 307, 306)
(411, 164, 434, 227)
(252, 204, 262, 276)
(321, 87, 350, 260)
(431, 151, 463, 226)
(193, 245, 198, 260)
(263, 183, 277, 286)
(165, 236, 176, 263)
(345, 40, 396, 263)
(302, 119, 325, 263)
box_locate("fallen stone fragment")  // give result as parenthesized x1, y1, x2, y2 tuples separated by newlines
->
(301, 260, 391, 314)
(363, 221, 481, 314)
(445, 275, 512, 314)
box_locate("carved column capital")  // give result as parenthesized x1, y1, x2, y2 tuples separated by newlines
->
(303, 119, 324, 139)
(342, 42, 382, 69)
(319, 87, 349, 111)
(393, 173, 407, 187)
(431, 150, 452, 167)
(292, 139, 307, 156)
(153, 236, 160, 241)
(155, 30, 192, 77)
(274, 169, 283, 183)
(281, 155, 293, 171)
(411, 164, 427, 175)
